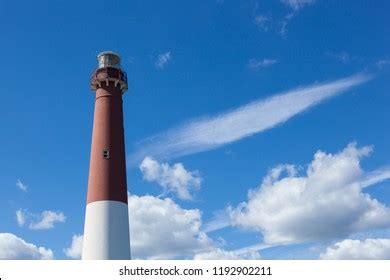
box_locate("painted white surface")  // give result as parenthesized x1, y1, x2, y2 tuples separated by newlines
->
(82, 200, 131, 260)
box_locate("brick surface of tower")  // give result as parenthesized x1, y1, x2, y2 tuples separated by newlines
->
(82, 51, 131, 260)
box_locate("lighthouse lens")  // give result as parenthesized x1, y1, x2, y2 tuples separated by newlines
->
(98, 52, 121, 69)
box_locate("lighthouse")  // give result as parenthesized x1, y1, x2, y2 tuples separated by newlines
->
(82, 51, 131, 259)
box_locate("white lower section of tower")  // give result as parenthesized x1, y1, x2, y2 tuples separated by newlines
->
(82, 200, 131, 260)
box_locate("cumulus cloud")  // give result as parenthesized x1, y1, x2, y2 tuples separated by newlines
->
(129, 194, 213, 259)
(228, 143, 390, 244)
(320, 239, 390, 260)
(16, 179, 28, 192)
(15, 209, 66, 230)
(248, 58, 278, 70)
(64, 195, 267, 260)
(0, 233, 53, 260)
(64, 195, 220, 260)
(29, 210, 66, 230)
(130, 74, 371, 165)
(16, 209, 26, 226)
(281, 0, 315, 11)
(63, 234, 83, 259)
(155, 51, 171, 69)
(140, 157, 202, 200)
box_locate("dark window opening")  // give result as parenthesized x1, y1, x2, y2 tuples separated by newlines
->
(103, 149, 110, 159)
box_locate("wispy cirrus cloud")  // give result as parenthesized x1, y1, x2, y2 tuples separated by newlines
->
(361, 167, 390, 189)
(155, 51, 172, 69)
(194, 247, 261, 260)
(376, 59, 390, 69)
(129, 74, 371, 165)
(281, 0, 316, 11)
(326, 51, 354, 63)
(248, 58, 278, 70)
(16, 179, 28, 192)
(250, 0, 315, 35)
(253, 15, 271, 31)
(279, 1, 316, 35)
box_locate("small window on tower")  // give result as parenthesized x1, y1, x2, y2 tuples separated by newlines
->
(103, 149, 110, 159)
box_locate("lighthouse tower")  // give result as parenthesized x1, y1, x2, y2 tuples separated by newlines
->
(82, 51, 131, 259)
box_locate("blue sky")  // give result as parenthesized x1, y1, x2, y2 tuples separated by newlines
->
(0, 0, 389, 260)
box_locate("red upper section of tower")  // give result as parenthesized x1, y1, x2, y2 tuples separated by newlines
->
(86, 51, 129, 204)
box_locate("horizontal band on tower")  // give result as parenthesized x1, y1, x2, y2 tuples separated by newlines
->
(91, 67, 128, 92)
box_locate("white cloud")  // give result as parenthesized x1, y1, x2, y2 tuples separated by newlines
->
(326, 51, 352, 63)
(195, 241, 274, 260)
(155, 51, 171, 69)
(320, 239, 390, 260)
(279, 0, 314, 35)
(16, 179, 28, 192)
(203, 211, 231, 233)
(0, 233, 53, 260)
(361, 167, 390, 189)
(29, 210, 66, 230)
(14, 209, 66, 230)
(281, 0, 315, 11)
(130, 74, 371, 165)
(129, 194, 213, 259)
(248, 58, 278, 70)
(229, 143, 390, 244)
(65, 195, 218, 260)
(140, 157, 202, 200)
(376, 59, 390, 69)
(63, 234, 83, 259)
(16, 209, 25, 226)
(251, 1, 314, 35)
(194, 248, 260, 260)
(253, 15, 271, 31)
(279, 12, 295, 35)
(65, 195, 268, 260)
